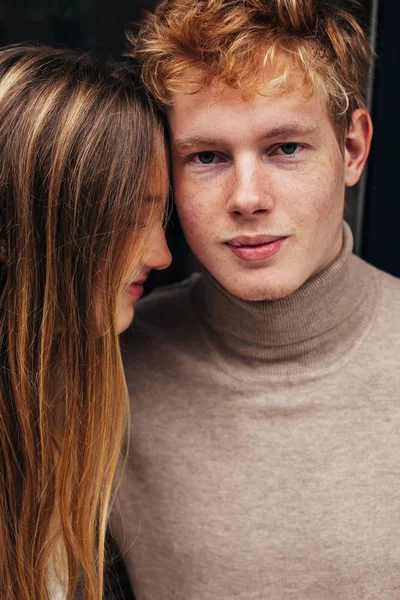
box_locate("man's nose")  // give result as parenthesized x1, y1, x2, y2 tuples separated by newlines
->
(226, 158, 273, 218)
(145, 222, 172, 271)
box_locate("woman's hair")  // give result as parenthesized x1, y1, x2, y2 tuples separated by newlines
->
(129, 0, 372, 142)
(0, 44, 167, 600)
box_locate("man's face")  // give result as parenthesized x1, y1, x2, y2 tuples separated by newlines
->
(168, 80, 362, 301)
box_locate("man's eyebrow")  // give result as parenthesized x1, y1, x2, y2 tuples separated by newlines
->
(173, 124, 318, 153)
(173, 136, 223, 153)
(257, 123, 318, 141)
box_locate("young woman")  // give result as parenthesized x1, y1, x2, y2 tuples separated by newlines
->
(0, 45, 171, 600)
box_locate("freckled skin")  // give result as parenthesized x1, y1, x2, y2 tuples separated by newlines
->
(168, 81, 369, 301)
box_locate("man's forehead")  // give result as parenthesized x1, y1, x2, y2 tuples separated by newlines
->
(167, 71, 328, 116)
(167, 78, 329, 145)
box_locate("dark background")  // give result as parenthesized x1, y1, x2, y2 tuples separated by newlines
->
(0, 0, 398, 287)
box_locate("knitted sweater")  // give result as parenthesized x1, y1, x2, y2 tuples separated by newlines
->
(111, 223, 400, 600)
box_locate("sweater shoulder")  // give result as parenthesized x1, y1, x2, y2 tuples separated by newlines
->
(367, 259, 400, 308)
(358, 257, 400, 341)
(377, 266, 400, 293)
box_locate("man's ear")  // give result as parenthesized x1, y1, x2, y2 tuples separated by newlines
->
(344, 108, 373, 187)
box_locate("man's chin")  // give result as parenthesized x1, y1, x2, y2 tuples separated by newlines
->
(226, 281, 299, 303)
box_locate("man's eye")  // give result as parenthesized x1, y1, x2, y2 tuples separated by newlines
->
(196, 151, 216, 164)
(279, 143, 299, 155)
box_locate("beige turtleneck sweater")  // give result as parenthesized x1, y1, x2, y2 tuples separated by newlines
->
(112, 223, 400, 600)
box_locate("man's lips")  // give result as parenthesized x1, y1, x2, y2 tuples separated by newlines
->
(225, 235, 288, 261)
(227, 235, 285, 247)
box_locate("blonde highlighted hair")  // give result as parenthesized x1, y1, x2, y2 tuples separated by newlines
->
(129, 0, 372, 140)
(0, 45, 167, 599)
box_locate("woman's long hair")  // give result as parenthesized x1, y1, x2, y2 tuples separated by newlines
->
(0, 45, 167, 600)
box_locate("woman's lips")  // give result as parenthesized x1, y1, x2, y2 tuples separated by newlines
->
(126, 279, 146, 299)
(226, 236, 287, 261)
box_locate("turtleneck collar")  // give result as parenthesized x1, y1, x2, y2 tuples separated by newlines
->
(196, 222, 378, 377)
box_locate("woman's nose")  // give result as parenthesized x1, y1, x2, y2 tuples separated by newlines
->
(144, 222, 172, 271)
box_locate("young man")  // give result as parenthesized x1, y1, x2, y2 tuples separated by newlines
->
(111, 1, 400, 598)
